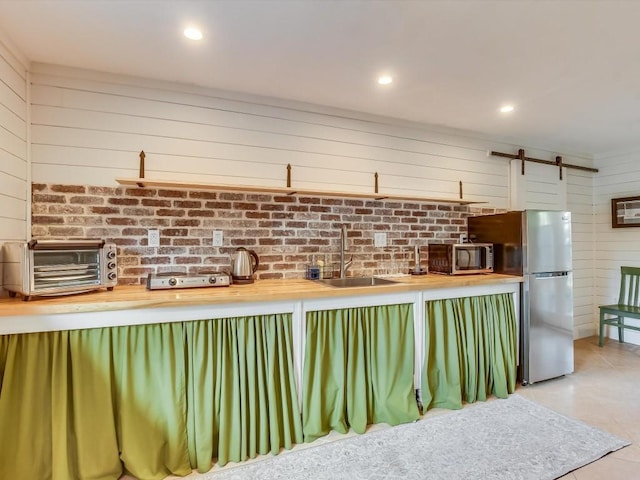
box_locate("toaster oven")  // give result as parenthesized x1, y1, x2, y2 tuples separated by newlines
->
(2, 240, 117, 301)
(428, 243, 494, 275)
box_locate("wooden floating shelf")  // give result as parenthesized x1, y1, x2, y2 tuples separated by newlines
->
(115, 178, 484, 205)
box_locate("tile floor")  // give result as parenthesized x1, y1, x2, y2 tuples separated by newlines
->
(125, 336, 640, 480)
(518, 337, 640, 480)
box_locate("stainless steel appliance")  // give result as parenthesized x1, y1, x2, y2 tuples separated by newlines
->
(410, 245, 427, 275)
(427, 243, 494, 275)
(231, 247, 259, 284)
(146, 271, 230, 290)
(468, 210, 574, 384)
(2, 239, 117, 301)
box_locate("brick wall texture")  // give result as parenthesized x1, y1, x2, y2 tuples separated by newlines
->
(31, 184, 497, 285)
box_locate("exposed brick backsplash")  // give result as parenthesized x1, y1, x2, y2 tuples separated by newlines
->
(31, 184, 497, 285)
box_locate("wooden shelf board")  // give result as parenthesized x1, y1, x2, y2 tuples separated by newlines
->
(115, 178, 484, 205)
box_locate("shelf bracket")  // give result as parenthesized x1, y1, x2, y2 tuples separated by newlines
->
(459, 181, 463, 199)
(285, 163, 297, 195)
(373, 172, 387, 199)
(518, 148, 525, 175)
(137, 150, 146, 187)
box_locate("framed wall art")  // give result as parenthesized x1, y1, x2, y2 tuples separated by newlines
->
(611, 196, 640, 228)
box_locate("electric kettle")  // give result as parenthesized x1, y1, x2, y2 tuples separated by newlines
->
(231, 247, 260, 284)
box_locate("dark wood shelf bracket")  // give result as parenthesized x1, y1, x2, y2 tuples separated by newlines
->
(137, 150, 146, 187)
(373, 172, 388, 200)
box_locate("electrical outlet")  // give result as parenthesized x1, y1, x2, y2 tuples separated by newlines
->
(374, 232, 387, 248)
(148, 229, 160, 247)
(212, 230, 223, 247)
(459, 234, 468, 244)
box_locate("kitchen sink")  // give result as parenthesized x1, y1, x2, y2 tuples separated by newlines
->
(316, 277, 398, 288)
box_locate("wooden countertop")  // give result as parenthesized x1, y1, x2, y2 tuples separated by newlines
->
(0, 274, 522, 318)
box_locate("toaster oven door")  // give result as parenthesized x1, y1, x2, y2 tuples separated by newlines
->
(31, 249, 102, 291)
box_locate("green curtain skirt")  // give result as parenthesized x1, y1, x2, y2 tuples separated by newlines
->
(302, 304, 420, 442)
(0, 314, 302, 480)
(0, 295, 517, 478)
(421, 293, 517, 411)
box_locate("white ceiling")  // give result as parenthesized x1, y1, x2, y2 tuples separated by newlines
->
(0, 0, 639, 158)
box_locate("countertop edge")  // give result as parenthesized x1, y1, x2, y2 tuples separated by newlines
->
(0, 274, 523, 318)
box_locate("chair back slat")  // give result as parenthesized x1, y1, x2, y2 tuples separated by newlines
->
(619, 266, 640, 307)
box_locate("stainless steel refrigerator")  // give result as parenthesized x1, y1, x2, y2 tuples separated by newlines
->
(468, 210, 574, 385)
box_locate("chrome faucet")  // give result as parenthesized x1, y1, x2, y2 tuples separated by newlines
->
(339, 224, 353, 278)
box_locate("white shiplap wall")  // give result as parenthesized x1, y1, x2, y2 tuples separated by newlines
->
(29, 64, 512, 207)
(594, 150, 640, 345)
(0, 37, 28, 295)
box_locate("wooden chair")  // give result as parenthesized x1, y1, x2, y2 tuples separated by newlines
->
(599, 266, 640, 347)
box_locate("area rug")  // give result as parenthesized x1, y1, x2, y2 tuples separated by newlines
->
(203, 394, 630, 480)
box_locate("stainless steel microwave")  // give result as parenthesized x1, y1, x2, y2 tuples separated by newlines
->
(427, 243, 494, 275)
(2, 240, 117, 301)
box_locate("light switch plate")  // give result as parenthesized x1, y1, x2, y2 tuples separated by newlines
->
(148, 229, 160, 247)
(212, 230, 223, 247)
(374, 232, 387, 248)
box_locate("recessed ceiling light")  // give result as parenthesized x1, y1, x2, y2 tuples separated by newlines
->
(377, 75, 393, 85)
(184, 27, 203, 41)
(500, 105, 515, 113)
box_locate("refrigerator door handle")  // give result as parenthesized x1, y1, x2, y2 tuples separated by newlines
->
(533, 272, 570, 278)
